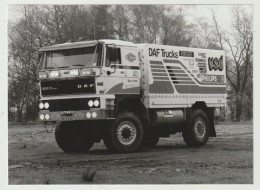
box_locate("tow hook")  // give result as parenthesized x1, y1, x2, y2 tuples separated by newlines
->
(44, 121, 55, 133)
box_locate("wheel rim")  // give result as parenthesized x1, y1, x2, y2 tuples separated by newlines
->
(116, 121, 137, 145)
(194, 118, 206, 139)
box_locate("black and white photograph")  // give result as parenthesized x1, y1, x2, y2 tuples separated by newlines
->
(1, 0, 258, 188)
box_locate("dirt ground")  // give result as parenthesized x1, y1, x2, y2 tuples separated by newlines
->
(8, 123, 253, 184)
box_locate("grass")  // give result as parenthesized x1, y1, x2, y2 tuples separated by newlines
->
(44, 176, 51, 184)
(82, 168, 98, 182)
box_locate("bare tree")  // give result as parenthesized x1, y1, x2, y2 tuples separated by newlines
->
(212, 6, 253, 121)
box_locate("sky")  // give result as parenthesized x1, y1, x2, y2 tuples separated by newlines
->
(8, 4, 253, 32)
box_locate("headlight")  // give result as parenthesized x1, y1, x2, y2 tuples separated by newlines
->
(39, 103, 44, 109)
(70, 69, 79, 76)
(86, 112, 91, 118)
(45, 114, 50, 120)
(39, 72, 47, 79)
(80, 68, 92, 75)
(39, 114, 44, 120)
(92, 112, 97, 118)
(44, 102, 49, 109)
(49, 70, 59, 78)
(94, 100, 99, 107)
(88, 100, 94, 107)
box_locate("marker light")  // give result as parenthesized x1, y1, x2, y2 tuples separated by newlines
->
(70, 69, 79, 76)
(39, 103, 44, 109)
(39, 114, 44, 120)
(39, 72, 47, 79)
(94, 100, 99, 107)
(86, 112, 91, 118)
(45, 114, 50, 120)
(49, 70, 59, 78)
(92, 112, 97, 118)
(88, 100, 94, 107)
(44, 102, 49, 109)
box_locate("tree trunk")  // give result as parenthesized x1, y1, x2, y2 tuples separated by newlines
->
(235, 95, 242, 122)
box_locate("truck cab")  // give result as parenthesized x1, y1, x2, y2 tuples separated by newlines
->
(38, 40, 226, 153)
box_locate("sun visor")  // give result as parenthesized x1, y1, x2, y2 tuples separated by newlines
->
(39, 40, 98, 51)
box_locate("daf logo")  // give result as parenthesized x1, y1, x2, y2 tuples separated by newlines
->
(77, 84, 94, 88)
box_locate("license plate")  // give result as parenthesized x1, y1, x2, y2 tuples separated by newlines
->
(62, 115, 74, 121)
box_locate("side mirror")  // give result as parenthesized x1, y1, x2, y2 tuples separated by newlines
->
(38, 52, 42, 62)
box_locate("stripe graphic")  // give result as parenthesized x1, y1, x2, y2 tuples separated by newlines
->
(149, 81, 174, 93)
(111, 65, 140, 70)
(150, 61, 170, 81)
(163, 59, 226, 85)
(163, 59, 226, 94)
(174, 85, 226, 94)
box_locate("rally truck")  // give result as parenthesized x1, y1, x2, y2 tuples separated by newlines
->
(38, 39, 226, 153)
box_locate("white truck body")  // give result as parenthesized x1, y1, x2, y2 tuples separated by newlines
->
(138, 44, 226, 109)
(38, 40, 227, 153)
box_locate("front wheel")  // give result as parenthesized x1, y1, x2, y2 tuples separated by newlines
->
(55, 121, 95, 153)
(103, 112, 144, 153)
(182, 109, 210, 147)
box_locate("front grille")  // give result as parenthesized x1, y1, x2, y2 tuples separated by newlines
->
(42, 98, 100, 111)
(41, 78, 95, 96)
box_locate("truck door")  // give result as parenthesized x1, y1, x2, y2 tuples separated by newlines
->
(102, 46, 140, 94)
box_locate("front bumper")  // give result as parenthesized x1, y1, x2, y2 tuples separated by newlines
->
(39, 109, 115, 122)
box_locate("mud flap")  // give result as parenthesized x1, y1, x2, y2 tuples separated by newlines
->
(208, 108, 216, 137)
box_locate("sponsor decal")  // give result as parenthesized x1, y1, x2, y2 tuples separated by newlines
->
(199, 67, 206, 73)
(127, 79, 138, 83)
(125, 53, 136, 62)
(149, 48, 178, 58)
(179, 51, 194, 57)
(198, 53, 206, 58)
(208, 55, 224, 71)
(97, 82, 103, 86)
(201, 75, 224, 83)
(198, 62, 206, 67)
(195, 58, 206, 63)
(42, 86, 57, 91)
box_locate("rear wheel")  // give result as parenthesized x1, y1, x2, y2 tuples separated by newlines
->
(55, 121, 95, 153)
(103, 112, 144, 153)
(182, 109, 209, 147)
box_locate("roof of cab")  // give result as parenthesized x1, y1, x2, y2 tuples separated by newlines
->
(39, 39, 136, 51)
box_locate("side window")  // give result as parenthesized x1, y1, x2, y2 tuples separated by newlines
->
(105, 47, 121, 67)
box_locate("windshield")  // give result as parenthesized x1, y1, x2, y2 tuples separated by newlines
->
(42, 44, 102, 69)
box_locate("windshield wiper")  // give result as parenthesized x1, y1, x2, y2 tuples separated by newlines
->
(57, 66, 70, 68)
(72, 64, 85, 67)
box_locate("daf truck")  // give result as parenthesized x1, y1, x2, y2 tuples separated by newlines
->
(38, 40, 226, 153)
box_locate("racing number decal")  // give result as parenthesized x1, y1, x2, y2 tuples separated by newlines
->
(208, 55, 223, 71)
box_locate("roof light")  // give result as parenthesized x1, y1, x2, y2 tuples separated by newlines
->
(49, 70, 59, 78)
(81, 68, 92, 75)
(70, 69, 79, 76)
(39, 72, 47, 79)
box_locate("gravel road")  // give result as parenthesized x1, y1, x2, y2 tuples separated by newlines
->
(8, 123, 253, 184)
